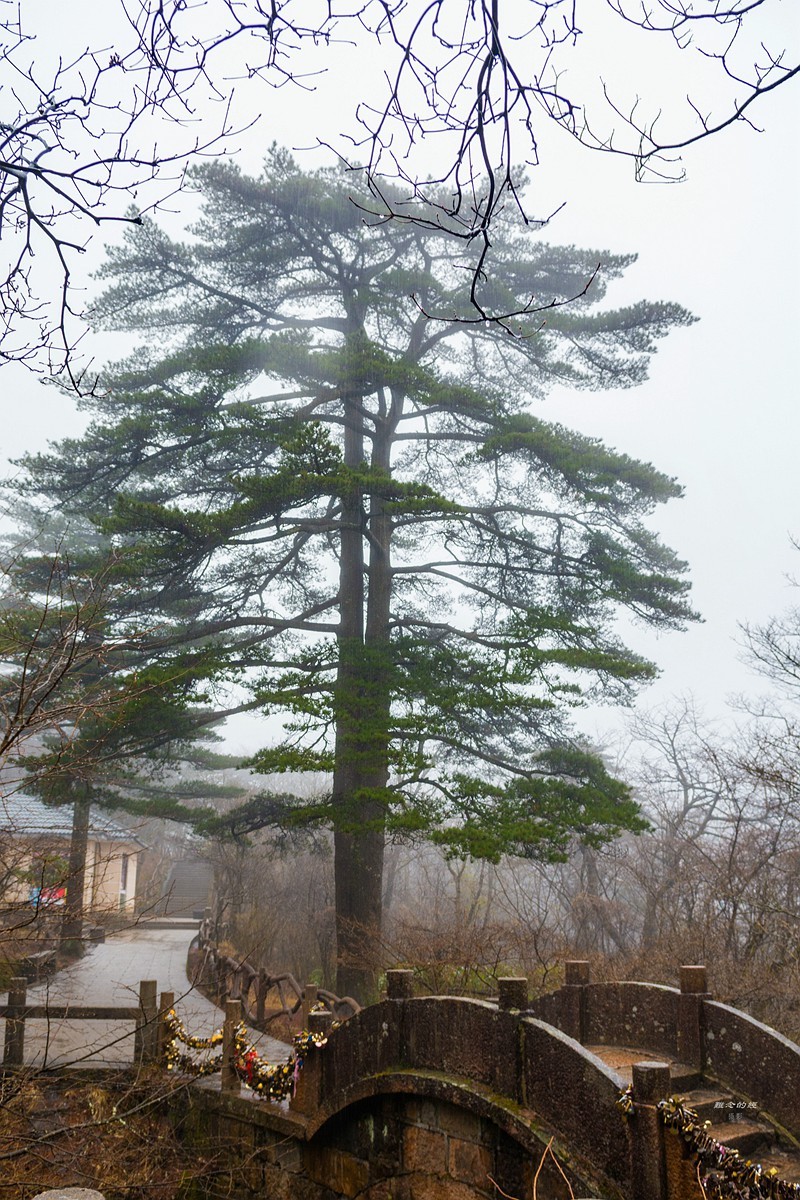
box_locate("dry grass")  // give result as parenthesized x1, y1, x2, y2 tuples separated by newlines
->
(0, 1071, 214, 1199)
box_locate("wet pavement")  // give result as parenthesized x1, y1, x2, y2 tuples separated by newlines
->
(0, 923, 288, 1068)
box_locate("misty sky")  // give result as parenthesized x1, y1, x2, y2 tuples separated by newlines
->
(2, 2, 799, 752)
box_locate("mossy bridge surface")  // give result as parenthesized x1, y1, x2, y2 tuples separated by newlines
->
(171, 963, 800, 1200)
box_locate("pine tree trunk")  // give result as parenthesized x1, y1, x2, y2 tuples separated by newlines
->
(60, 788, 91, 952)
(332, 387, 394, 1003)
(332, 382, 372, 1000)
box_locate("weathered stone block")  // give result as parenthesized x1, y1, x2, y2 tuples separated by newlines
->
(405, 1178, 489, 1200)
(403, 1098, 439, 1130)
(305, 1146, 370, 1197)
(262, 1164, 298, 1200)
(435, 1105, 482, 1142)
(238, 1147, 267, 1193)
(265, 1139, 303, 1173)
(403, 1126, 448, 1175)
(498, 1138, 535, 1200)
(447, 1137, 493, 1188)
(217, 1115, 248, 1147)
(32, 1192, 105, 1200)
(358, 1182, 402, 1200)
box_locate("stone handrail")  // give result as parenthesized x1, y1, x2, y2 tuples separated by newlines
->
(527, 961, 800, 1141)
(522, 1015, 630, 1185)
(187, 930, 360, 1029)
(582, 981, 680, 1057)
(703, 999, 800, 1138)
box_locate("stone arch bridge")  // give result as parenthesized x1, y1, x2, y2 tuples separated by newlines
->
(181, 963, 800, 1200)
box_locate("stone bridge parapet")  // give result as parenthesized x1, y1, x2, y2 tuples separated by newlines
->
(527, 962, 800, 1140)
(172, 964, 800, 1200)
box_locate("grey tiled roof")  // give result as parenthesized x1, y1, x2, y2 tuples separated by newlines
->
(0, 793, 146, 847)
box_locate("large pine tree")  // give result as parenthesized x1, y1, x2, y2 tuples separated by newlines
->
(18, 151, 697, 997)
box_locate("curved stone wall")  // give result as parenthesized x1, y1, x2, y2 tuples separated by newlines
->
(704, 1000, 800, 1138)
(583, 982, 679, 1059)
(521, 1017, 630, 1187)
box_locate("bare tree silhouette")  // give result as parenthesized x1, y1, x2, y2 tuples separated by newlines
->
(1, 1, 796, 370)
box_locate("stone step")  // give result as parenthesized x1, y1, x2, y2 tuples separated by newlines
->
(154, 860, 213, 917)
(138, 918, 201, 930)
(677, 1088, 732, 1121)
(585, 1044, 703, 1091)
(758, 1148, 800, 1184)
(704, 1118, 776, 1156)
(668, 1088, 800, 1188)
(669, 1065, 704, 1091)
(585, 1041, 800, 1185)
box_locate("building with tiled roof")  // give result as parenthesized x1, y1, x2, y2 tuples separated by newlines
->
(0, 793, 145, 915)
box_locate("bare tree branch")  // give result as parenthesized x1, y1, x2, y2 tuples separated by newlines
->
(0, 0, 796, 367)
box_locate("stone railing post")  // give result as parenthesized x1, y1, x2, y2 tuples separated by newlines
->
(291, 1010, 332, 1115)
(255, 968, 268, 1026)
(302, 981, 318, 1026)
(221, 997, 242, 1094)
(497, 977, 528, 1011)
(677, 965, 709, 1070)
(134, 980, 158, 1065)
(3, 976, 27, 1067)
(197, 910, 212, 950)
(157, 991, 175, 1062)
(562, 960, 590, 1043)
(214, 952, 227, 999)
(630, 1061, 670, 1200)
(386, 969, 414, 1000)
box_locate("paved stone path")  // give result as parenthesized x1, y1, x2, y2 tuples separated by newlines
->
(1, 923, 288, 1068)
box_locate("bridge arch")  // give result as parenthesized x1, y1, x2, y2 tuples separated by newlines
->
(298, 998, 631, 1200)
(304, 1083, 590, 1200)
